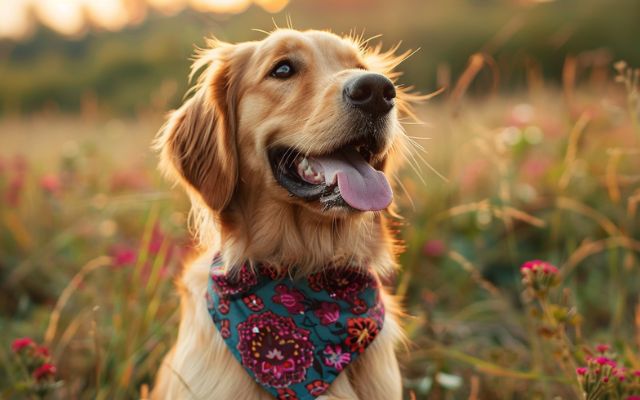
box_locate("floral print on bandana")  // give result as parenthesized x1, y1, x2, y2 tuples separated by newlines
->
(206, 255, 384, 400)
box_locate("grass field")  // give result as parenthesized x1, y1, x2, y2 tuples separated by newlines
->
(2, 63, 640, 399)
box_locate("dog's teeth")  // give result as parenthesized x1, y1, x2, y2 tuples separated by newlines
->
(299, 157, 309, 169)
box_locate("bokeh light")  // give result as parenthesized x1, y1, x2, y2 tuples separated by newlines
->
(0, 0, 290, 39)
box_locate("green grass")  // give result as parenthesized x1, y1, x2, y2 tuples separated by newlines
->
(1, 67, 640, 399)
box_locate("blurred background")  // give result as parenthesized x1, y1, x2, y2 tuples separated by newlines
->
(1, 0, 639, 399)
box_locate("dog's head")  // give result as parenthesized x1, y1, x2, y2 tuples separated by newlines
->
(156, 29, 418, 268)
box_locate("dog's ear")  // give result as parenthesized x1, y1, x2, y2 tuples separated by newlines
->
(155, 42, 247, 212)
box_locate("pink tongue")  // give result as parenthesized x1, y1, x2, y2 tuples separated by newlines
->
(311, 148, 392, 211)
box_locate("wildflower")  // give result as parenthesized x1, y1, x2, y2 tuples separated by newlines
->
(32, 363, 56, 381)
(520, 260, 560, 296)
(34, 345, 50, 359)
(11, 337, 35, 352)
(422, 239, 446, 258)
(595, 356, 616, 367)
(521, 260, 558, 274)
(576, 367, 588, 376)
(40, 174, 61, 194)
(111, 245, 137, 268)
(596, 344, 610, 354)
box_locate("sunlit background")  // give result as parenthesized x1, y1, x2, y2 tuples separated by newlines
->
(2, 1, 640, 399)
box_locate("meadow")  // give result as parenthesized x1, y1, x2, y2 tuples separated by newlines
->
(2, 57, 640, 399)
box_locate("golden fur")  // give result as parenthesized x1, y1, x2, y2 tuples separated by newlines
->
(152, 28, 419, 400)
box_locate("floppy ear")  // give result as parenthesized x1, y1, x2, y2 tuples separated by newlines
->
(155, 43, 242, 212)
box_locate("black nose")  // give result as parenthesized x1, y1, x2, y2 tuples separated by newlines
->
(343, 73, 396, 116)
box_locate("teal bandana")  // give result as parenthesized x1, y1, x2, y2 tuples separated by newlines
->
(206, 255, 385, 400)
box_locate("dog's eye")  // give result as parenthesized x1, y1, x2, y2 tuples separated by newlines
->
(270, 61, 295, 79)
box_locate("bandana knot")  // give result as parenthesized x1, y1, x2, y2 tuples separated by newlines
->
(206, 255, 385, 400)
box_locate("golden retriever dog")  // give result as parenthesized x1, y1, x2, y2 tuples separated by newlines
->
(152, 28, 420, 400)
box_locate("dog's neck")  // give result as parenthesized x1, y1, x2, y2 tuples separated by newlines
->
(214, 189, 397, 277)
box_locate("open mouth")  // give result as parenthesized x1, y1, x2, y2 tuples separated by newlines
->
(268, 137, 393, 211)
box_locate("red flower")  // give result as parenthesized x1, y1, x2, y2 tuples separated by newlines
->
(344, 317, 379, 353)
(596, 344, 610, 353)
(40, 174, 61, 194)
(33, 363, 56, 381)
(306, 380, 330, 396)
(276, 388, 298, 400)
(576, 367, 588, 376)
(314, 302, 340, 325)
(350, 298, 368, 315)
(34, 346, 50, 359)
(243, 294, 264, 311)
(219, 319, 231, 339)
(111, 245, 137, 268)
(272, 284, 305, 315)
(11, 337, 35, 352)
(217, 297, 230, 314)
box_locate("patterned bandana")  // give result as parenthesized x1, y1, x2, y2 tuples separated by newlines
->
(206, 255, 385, 400)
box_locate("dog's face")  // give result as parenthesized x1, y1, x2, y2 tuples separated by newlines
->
(157, 29, 414, 224)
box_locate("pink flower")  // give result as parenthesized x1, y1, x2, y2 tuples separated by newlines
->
(11, 337, 35, 352)
(40, 174, 61, 194)
(237, 312, 313, 388)
(626, 396, 640, 400)
(272, 284, 305, 314)
(595, 357, 616, 367)
(596, 344, 610, 353)
(314, 302, 340, 325)
(111, 245, 137, 268)
(323, 344, 351, 371)
(520, 260, 558, 274)
(576, 367, 588, 376)
(34, 345, 50, 358)
(423, 240, 446, 258)
(32, 363, 56, 381)
(633, 370, 640, 377)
